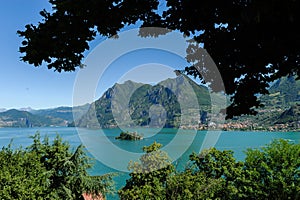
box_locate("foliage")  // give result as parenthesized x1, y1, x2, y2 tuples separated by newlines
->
(119, 139, 300, 199)
(118, 142, 175, 199)
(241, 139, 300, 199)
(0, 132, 114, 199)
(167, 0, 300, 118)
(188, 148, 244, 199)
(166, 170, 224, 200)
(115, 131, 143, 140)
(18, 0, 300, 118)
(0, 144, 50, 199)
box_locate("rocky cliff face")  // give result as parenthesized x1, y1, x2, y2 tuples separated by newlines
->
(76, 75, 215, 129)
(49, 75, 300, 130)
(276, 104, 300, 125)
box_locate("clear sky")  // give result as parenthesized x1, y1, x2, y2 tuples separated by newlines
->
(0, 1, 192, 110)
(0, 0, 75, 110)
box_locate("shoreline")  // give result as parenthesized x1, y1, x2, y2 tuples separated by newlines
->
(0, 125, 299, 133)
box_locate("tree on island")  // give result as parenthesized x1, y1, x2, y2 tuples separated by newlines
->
(115, 131, 143, 140)
(18, 0, 300, 119)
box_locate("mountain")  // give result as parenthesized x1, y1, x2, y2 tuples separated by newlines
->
(76, 75, 222, 129)
(0, 104, 90, 128)
(258, 76, 300, 123)
(0, 109, 67, 127)
(2, 75, 297, 130)
(18, 107, 35, 112)
(32, 103, 90, 122)
(262, 75, 300, 107)
(275, 103, 300, 123)
(227, 75, 300, 130)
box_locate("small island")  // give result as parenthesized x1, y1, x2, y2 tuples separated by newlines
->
(115, 131, 143, 141)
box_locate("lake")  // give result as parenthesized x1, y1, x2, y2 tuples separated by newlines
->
(0, 127, 299, 199)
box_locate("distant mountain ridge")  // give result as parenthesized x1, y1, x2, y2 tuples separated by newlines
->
(0, 108, 7, 113)
(0, 109, 66, 127)
(18, 107, 35, 112)
(1, 75, 298, 130)
(32, 104, 90, 122)
(0, 104, 90, 128)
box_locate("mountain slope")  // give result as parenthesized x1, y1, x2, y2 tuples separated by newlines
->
(275, 104, 300, 125)
(0, 109, 66, 127)
(227, 75, 300, 129)
(262, 75, 300, 107)
(77, 75, 220, 129)
(0, 103, 90, 128)
(32, 103, 90, 122)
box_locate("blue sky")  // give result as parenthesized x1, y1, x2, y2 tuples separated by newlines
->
(0, 1, 75, 110)
(0, 1, 191, 110)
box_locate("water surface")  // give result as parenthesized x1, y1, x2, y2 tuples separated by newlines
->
(0, 127, 299, 199)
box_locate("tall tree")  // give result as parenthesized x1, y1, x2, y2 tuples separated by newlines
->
(0, 132, 114, 199)
(18, 0, 300, 118)
(240, 139, 300, 199)
(119, 139, 300, 199)
(118, 142, 174, 199)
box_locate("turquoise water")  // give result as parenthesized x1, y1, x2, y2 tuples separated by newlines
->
(0, 127, 299, 199)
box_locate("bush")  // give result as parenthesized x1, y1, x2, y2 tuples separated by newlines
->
(120, 139, 300, 200)
(0, 132, 114, 200)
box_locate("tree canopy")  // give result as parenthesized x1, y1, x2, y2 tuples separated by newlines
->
(0, 132, 114, 199)
(118, 139, 300, 199)
(118, 142, 174, 199)
(18, 0, 300, 118)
